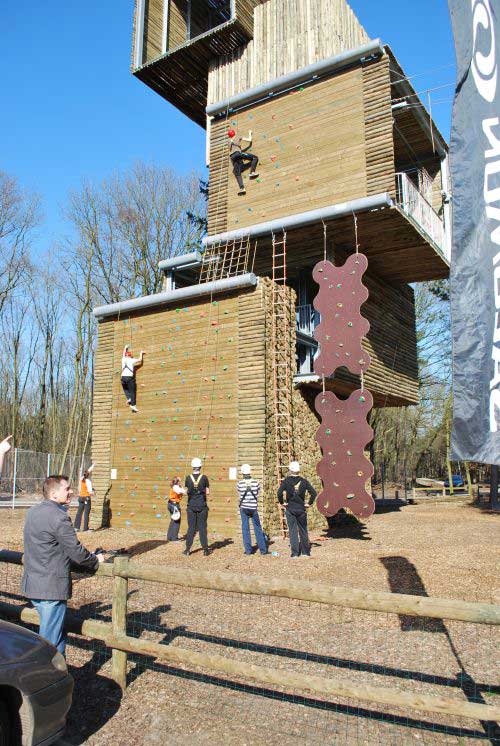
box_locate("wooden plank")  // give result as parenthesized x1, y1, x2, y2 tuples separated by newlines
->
(2, 600, 498, 722)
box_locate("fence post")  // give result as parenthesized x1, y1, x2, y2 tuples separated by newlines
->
(11, 448, 18, 511)
(111, 555, 129, 690)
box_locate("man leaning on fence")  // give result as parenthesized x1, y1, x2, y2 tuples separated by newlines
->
(21, 475, 104, 655)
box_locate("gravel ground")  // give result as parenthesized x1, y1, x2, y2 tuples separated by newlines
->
(1, 499, 499, 745)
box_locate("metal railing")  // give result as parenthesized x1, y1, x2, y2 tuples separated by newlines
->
(0, 448, 91, 509)
(296, 304, 320, 337)
(395, 172, 445, 251)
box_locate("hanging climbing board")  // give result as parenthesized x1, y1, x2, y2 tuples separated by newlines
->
(199, 234, 255, 284)
(312, 254, 370, 377)
(312, 252, 375, 519)
(315, 389, 374, 518)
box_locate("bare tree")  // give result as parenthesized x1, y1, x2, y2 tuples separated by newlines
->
(0, 171, 40, 314)
(65, 162, 206, 305)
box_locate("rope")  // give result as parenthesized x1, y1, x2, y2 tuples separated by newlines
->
(353, 212, 359, 254)
(322, 220, 327, 262)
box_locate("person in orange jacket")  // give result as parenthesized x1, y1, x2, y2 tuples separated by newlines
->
(74, 464, 94, 532)
(166, 476, 186, 542)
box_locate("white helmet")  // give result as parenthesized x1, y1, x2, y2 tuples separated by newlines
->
(191, 457, 202, 469)
(240, 463, 251, 475)
(289, 461, 300, 473)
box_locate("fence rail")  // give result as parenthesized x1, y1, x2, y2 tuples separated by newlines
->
(1, 549, 499, 725)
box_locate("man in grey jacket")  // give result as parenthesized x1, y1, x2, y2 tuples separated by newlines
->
(21, 475, 104, 654)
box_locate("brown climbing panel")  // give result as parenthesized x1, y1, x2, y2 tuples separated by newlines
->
(315, 389, 375, 518)
(312, 254, 370, 377)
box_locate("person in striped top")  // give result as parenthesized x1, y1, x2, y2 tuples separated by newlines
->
(237, 464, 268, 556)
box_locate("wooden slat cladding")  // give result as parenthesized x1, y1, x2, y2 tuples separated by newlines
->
(135, 19, 253, 126)
(91, 321, 115, 528)
(168, 0, 188, 50)
(237, 284, 266, 506)
(214, 69, 367, 232)
(144, 0, 164, 63)
(246, 207, 448, 284)
(362, 56, 395, 197)
(208, 0, 369, 104)
(207, 118, 230, 234)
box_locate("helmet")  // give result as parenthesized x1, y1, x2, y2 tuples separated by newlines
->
(191, 457, 202, 468)
(124, 350, 133, 357)
(228, 129, 236, 138)
(289, 461, 300, 473)
(240, 463, 251, 475)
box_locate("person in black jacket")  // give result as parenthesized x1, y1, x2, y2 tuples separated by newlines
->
(183, 457, 210, 556)
(21, 475, 104, 654)
(277, 461, 317, 558)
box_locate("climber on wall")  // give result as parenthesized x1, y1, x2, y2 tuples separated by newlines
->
(121, 344, 144, 413)
(228, 128, 259, 196)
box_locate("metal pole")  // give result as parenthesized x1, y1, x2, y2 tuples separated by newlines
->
(47, 453, 51, 477)
(12, 448, 18, 511)
(490, 465, 500, 511)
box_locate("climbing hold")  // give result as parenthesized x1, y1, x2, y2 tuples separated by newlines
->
(270, 155, 277, 162)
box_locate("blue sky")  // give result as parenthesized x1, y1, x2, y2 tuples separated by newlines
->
(2, 0, 455, 255)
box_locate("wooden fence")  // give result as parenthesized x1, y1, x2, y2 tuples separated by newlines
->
(0, 549, 499, 725)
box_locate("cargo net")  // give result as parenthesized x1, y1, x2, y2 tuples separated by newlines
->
(199, 234, 255, 284)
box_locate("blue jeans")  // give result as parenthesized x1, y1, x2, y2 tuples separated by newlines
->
(31, 600, 67, 655)
(240, 508, 268, 554)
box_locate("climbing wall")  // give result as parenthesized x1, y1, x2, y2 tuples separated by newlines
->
(312, 254, 375, 519)
(95, 292, 243, 535)
(208, 66, 367, 234)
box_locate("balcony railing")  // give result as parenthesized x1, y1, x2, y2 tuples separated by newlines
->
(296, 304, 320, 337)
(395, 172, 445, 252)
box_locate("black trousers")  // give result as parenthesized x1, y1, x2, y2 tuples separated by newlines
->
(185, 506, 208, 551)
(285, 509, 310, 556)
(121, 376, 137, 406)
(167, 500, 181, 541)
(231, 152, 258, 189)
(74, 498, 91, 531)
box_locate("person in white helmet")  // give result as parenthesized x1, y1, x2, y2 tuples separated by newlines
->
(183, 458, 210, 556)
(236, 464, 268, 555)
(277, 461, 317, 558)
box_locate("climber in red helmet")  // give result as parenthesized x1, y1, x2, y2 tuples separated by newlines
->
(228, 128, 259, 196)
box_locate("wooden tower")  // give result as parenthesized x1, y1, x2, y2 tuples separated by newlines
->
(90, 0, 450, 536)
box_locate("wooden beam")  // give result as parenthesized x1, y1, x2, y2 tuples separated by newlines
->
(1, 600, 498, 723)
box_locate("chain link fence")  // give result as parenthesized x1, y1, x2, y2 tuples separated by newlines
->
(0, 448, 91, 507)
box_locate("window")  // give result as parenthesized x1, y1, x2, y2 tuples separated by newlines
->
(167, 0, 232, 52)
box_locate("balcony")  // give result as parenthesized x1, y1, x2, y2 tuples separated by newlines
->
(395, 172, 445, 256)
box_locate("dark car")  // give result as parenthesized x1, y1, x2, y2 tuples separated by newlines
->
(444, 474, 464, 488)
(0, 619, 73, 746)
